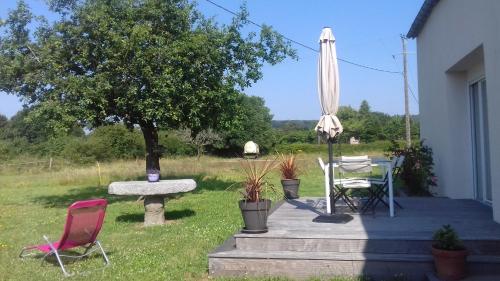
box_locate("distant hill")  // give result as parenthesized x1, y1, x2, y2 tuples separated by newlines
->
(272, 120, 317, 130)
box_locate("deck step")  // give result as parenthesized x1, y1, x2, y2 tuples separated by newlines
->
(209, 249, 500, 281)
(427, 272, 500, 281)
(235, 234, 500, 255)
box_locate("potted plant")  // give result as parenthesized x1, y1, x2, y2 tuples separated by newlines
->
(279, 153, 300, 199)
(147, 168, 160, 182)
(238, 159, 277, 233)
(431, 224, 468, 281)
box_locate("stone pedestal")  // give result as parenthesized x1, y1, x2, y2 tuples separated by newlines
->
(144, 195, 165, 226)
(108, 179, 196, 226)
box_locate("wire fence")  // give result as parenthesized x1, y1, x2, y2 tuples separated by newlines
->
(0, 157, 103, 174)
(0, 158, 134, 188)
(0, 156, 366, 176)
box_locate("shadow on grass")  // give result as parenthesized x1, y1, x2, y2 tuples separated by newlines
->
(31, 185, 137, 208)
(32, 174, 239, 209)
(131, 173, 240, 193)
(115, 209, 196, 223)
(26, 249, 114, 267)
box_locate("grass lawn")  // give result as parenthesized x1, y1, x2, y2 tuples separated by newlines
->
(0, 153, 387, 281)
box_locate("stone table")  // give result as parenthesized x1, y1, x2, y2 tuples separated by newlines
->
(108, 179, 196, 226)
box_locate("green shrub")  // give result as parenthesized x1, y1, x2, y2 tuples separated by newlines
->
(277, 130, 316, 144)
(61, 138, 99, 163)
(433, 225, 464, 250)
(159, 132, 196, 157)
(87, 125, 145, 160)
(275, 141, 392, 155)
(389, 140, 437, 195)
(61, 125, 145, 163)
(0, 125, 200, 162)
(33, 136, 76, 157)
(0, 138, 40, 160)
(0, 140, 11, 160)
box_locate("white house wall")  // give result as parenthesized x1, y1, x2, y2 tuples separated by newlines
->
(416, 0, 500, 222)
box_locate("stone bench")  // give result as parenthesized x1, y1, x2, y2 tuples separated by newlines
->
(108, 179, 196, 226)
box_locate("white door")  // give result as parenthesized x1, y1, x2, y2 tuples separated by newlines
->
(470, 79, 492, 204)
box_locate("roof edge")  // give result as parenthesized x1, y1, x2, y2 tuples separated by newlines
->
(406, 0, 440, 39)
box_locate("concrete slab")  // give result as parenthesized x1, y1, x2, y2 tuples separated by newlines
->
(108, 179, 196, 195)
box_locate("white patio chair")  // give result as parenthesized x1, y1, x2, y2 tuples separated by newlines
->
(318, 156, 374, 213)
(334, 156, 374, 212)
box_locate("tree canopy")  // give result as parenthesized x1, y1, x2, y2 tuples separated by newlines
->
(217, 94, 275, 155)
(337, 100, 419, 143)
(0, 0, 296, 171)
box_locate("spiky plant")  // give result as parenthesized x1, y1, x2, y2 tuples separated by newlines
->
(279, 153, 299, 179)
(240, 159, 277, 202)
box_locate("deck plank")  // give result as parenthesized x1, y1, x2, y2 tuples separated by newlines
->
(210, 197, 500, 280)
(238, 197, 500, 241)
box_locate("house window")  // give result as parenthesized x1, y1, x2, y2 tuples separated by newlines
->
(470, 79, 491, 204)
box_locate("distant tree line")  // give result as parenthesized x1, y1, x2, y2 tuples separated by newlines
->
(0, 95, 275, 161)
(273, 100, 419, 145)
(0, 99, 418, 162)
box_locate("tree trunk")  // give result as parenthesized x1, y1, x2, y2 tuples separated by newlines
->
(196, 145, 202, 160)
(141, 124, 161, 173)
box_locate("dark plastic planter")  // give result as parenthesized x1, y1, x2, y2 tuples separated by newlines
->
(239, 199, 271, 233)
(431, 246, 468, 281)
(281, 179, 300, 199)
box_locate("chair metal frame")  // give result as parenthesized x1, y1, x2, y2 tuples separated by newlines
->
(19, 199, 110, 277)
(366, 155, 405, 210)
(318, 158, 371, 212)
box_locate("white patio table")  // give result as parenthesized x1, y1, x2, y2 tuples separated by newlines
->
(322, 159, 394, 217)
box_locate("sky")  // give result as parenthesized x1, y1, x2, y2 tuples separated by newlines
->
(0, 0, 424, 120)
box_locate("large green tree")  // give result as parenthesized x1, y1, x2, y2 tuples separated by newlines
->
(217, 94, 275, 155)
(0, 0, 295, 171)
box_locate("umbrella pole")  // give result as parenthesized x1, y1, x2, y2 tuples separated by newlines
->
(328, 138, 335, 214)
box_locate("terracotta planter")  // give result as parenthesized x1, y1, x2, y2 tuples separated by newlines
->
(431, 246, 468, 281)
(281, 179, 300, 199)
(239, 199, 271, 233)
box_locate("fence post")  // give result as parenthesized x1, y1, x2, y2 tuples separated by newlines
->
(49, 157, 53, 171)
(96, 161, 102, 187)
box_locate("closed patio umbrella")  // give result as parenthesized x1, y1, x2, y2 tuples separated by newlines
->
(314, 27, 343, 214)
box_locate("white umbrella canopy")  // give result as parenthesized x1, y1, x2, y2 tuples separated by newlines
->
(315, 27, 342, 214)
(315, 27, 343, 139)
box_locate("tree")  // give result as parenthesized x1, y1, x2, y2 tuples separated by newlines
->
(0, 114, 7, 129)
(0, 108, 85, 144)
(1, 109, 48, 143)
(0, 0, 296, 172)
(217, 94, 275, 155)
(178, 128, 222, 159)
(336, 106, 361, 143)
(359, 100, 370, 116)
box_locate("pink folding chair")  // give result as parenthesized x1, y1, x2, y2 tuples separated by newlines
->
(19, 199, 110, 276)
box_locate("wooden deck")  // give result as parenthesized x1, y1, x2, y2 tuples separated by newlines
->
(209, 197, 500, 281)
